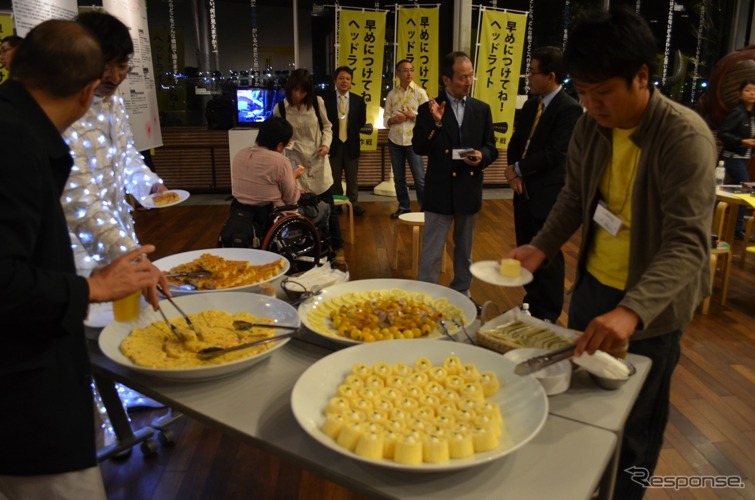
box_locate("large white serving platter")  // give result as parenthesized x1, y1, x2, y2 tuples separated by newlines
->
(99, 292, 299, 381)
(291, 340, 548, 472)
(153, 248, 290, 296)
(297, 279, 477, 345)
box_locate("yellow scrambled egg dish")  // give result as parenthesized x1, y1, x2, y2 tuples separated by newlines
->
(120, 310, 277, 368)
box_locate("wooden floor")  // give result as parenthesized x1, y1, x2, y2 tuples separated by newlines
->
(98, 196, 755, 500)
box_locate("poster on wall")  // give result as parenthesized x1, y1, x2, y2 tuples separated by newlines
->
(10, 0, 76, 36)
(103, 0, 163, 150)
(473, 8, 527, 148)
(396, 6, 439, 98)
(337, 8, 386, 152)
(0, 13, 14, 84)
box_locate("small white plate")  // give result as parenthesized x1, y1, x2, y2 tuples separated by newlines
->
(470, 260, 533, 287)
(141, 189, 190, 209)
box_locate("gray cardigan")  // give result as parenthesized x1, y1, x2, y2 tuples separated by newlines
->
(532, 88, 716, 340)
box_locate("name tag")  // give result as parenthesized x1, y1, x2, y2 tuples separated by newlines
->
(593, 201, 623, 237)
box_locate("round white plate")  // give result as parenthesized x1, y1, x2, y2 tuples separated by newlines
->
(297, 278, 477, 345)
(141, 189, 190, 209)
(98, 292, 298, 381)
(153, 248, 290, 296)
(291, 340, 548, 472)
(470, 260, 533, 287)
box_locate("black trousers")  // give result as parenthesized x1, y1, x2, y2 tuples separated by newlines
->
(317, 185, 344, 251)
(513, 194, 565, 321)
(569, 271, 682, 500)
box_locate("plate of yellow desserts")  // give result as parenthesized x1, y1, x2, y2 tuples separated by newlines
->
(298, 279, 476, 345)
(470, 259, 533, 287)
(290, 339, 548, 471)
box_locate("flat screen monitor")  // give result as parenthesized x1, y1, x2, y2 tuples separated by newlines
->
(235, 88, 285, 126)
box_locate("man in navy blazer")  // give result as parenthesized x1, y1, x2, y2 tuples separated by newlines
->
(324, 66, 367, 215)
(505, 46, 583, 322)
(413, 51, 498, 295)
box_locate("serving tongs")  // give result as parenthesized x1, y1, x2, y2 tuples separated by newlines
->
(157, 285, 204, 341)
(196, 327, 299, 360)
(438, 319, 476, 345)
(514, 344, 576, 376)
(164, 270, 213, 279)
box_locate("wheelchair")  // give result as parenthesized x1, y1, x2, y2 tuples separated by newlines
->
(218, 198, 328, 275)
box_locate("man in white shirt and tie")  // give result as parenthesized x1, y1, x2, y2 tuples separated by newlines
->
(324, 66, 367, 215)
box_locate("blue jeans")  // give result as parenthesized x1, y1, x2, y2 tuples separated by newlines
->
(388, 140, 425, 211)
(724, 157, 750, 234)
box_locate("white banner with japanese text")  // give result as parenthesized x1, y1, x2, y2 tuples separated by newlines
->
(337, 8, 386, 151)
(473, 8, 527, 148)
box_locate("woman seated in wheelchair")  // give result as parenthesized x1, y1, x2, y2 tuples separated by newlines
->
(220, 117, 332, 273)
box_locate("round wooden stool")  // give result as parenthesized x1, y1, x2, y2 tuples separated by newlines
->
(392, 212, 446, 277)
(333, 195, 354, 244)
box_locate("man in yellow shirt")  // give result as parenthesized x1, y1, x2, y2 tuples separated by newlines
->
(508, 8, 715, 500)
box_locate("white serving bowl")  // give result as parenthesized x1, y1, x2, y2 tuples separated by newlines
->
(502, 348, 572, 396)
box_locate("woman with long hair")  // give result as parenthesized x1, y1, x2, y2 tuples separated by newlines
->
(274, 68, 348, 271)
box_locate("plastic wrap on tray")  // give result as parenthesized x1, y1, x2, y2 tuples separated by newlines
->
(476, 308, 578, 354)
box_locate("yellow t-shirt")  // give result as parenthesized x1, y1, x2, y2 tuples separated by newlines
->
(585, 127, 640, 290)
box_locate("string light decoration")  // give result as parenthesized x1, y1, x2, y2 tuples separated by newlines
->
(562, 0, 570, 50)
(690, 1, 705, 103)
(525, 0, 534, 95)
(209, 0, 218, 64)
(250, 0, 259, 77)
(662, 0, 676, 85)
(168, 0, 178, 79)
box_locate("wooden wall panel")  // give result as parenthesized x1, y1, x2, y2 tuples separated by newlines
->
(152, 127, 508, 192)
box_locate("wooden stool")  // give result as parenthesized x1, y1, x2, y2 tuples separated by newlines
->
(741, 215, 754, 265)
(392, 212, 446, 277)
(700, 202, 733, 314)
(333, 196, 354, 244)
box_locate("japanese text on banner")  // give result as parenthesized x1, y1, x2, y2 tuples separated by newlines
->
(397, 6, 439, 98)
(0, 13, 14, 84)
(473, 9, 527, 147)
(338, 9, 386, 151)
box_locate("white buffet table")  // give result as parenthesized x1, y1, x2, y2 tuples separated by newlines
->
(88, 330, 650, 500)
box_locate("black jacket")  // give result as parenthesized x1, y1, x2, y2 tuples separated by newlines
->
(412, 93, 498, 215)
(0, 81, 94, 475)
(323, 90, 367, 160)
(507, 89, 583, 219)
(718, 101, 754, 157)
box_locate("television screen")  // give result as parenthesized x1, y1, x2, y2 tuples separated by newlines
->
(236, 88, 285, 126)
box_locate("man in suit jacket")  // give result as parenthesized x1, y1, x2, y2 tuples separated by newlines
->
(505, 46, 583, 322)
(414, 51, 498, 295)
(0, 20, 165, 499)
(325, 66, 367, 215)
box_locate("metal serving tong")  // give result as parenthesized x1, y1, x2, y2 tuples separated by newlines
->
(156, 285, 204, 341)
(164, 270, 213, 279)
(196, 329, 299, 360)
(514, 345, 576, 376)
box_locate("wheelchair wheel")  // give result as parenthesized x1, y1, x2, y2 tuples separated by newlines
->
(261, 214, 321, 274)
